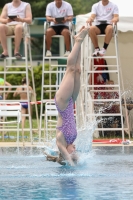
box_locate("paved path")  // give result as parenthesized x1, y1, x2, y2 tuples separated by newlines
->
(0, 142, 133, 147)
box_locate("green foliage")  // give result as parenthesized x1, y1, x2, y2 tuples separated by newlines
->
(67, 0, 99, 16)
(30, 37, 43, 60)
(0, 119, 40, 142)
(29, 1, 48, 18)
(29, 0, 99, 17)
(0, 0, 99, 18)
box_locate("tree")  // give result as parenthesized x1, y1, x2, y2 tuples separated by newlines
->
(0, 0, 99, 18)
(67, 0, 99, 16)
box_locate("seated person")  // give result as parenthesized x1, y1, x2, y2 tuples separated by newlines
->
(0, 0, 32, 59)
(45, 0, 73, 57)
(86, 0, 119, 56)
(0, 77, 12, 99)
(13, 77, 34, 140)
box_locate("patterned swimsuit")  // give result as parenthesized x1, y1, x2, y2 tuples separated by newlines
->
(55, 97, 77, 145)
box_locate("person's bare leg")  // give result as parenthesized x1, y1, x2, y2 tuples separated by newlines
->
(46, 28, 56, 50)
(104, 25, 113, 44)
(89, 26, 101, 48)
(61, 28, 70, 51)
(72, 49, 81, 101)
(14, 24, 23, 54)
(0, 24, 9, 55)
(58, 26, 85, 89)
(21, 107, 26, 145)
(56, 26, 89, 110)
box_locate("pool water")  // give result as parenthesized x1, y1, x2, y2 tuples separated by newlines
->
(0, 146, 133, 200)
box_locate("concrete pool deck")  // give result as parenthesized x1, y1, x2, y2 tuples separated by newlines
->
(0, 142, 133, 147)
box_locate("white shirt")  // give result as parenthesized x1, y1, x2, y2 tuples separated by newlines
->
(7, 1, 29, 25)
(91, 1, 119, 25)
(46, 1, 73, 26)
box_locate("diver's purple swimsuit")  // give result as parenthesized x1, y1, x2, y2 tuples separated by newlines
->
(55, 97, 77, 145)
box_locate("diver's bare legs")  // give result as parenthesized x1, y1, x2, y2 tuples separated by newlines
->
(56, 26, 89, 110)
(72, 49, 81, 101)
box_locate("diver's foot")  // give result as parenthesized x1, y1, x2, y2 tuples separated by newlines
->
(74, 26, 89, 42)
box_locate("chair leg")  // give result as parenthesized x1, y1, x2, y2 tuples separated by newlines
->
(43, 34, 46, 58)
(45, 115, 48, 141)
(17, 124, 19, 147)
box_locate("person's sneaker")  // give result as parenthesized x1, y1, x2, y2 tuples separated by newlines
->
(92, 48, 100, 57)
(46, 50, 52, 57)
(64, 51, 70, 57)
(14, 52, 22, 59)
(98, 48, 106, 56)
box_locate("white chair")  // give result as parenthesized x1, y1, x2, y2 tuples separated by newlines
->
(43, 21, 75, 56)
(0, 102, 21, 144)
(45, 101, 58, 141)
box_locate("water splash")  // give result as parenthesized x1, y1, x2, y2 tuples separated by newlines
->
(75, 121, 97, 153)
(38, 85, 133, 157)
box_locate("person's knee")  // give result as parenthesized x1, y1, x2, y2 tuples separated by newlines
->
(0, 24, 6, 33)
(89, 26, 101, 37)
(61, 29, 70, 37)
(15, 24, 23, 33)
(22, 116, 25, 121)
(67, 64, 76, 74)
(75, 67, 81, 74)
(46, 28, 55, 37)
(67, 58, 76, 72)
(89, 26, 96, 35)
(105, 25, 113, 34)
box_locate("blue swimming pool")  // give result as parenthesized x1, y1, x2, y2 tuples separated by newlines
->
(0, 146, 133, 200)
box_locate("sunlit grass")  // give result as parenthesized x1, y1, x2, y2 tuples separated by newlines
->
(0, 119, 57, 142)
(0, 119, 41, 142)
